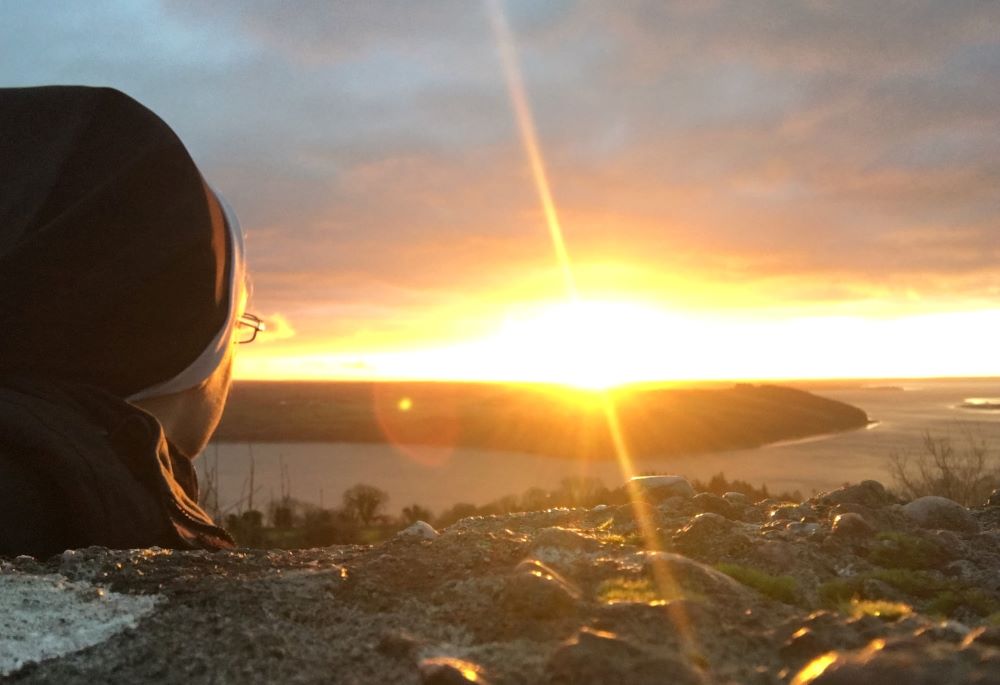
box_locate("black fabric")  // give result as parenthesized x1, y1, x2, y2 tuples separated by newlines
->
(0, 85, 228, 397)
(0, 377, 234, 557)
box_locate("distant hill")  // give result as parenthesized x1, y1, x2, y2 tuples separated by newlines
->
(214, 381, 869, 460)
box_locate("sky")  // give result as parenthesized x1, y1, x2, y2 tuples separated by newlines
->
(3, 1, 999, 385)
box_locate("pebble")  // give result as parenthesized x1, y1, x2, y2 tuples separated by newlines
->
(986, 489, 1000, 507)
(397, 521, 440, 540)
(673, 513, 747, 557)
(502, 559, 580, 618)
(902, 496, 979, 533)
(612, 501, 661, 528)
(831, 513, 875, 540)
(817, 480, 896, 509)
(418, 657, 488, 685)
(692, 492, 738, 519)
(791, 637, 1000, 684)
(546, 627, 702, 685)
(628, 475, 695, 501)
(723, 491, 749, 506)
(531, 527, 595, 552)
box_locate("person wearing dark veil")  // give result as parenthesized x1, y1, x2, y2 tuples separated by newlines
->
(0, 86, 262, 557)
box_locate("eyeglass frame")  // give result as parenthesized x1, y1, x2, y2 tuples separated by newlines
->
(235, 312, 265, 344)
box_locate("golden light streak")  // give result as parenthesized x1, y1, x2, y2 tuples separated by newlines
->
(488, 2, 703, 677)
(487, 0, 578, 300)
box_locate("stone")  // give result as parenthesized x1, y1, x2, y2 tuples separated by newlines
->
(790, 637, 1000, 684)
(831, 513, 875, 540)
(612, 501, 662, 528)
(692, 492, 738, 519)
(817, 481, 896, 509)
(787, 522, 822, 538)
(397, 521, 439, 540)
(641, 552, 748, 597)
(902, 496, 979, 534)
(986, 489, 1000, 507)
(963, 625, 1000, 648)
(418, 657, 488, 685)
(673, 513, 747, 557)
(530, 527, 595, 552)
(723, 491, 749, 506)
(629, 475, 695, 501)
(914, 620, 971, 643)
(501, 559, 580, 618)
(376, 630, 422, 658)
(546, 627, 703, 685)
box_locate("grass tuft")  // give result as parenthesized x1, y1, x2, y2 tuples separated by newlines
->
(716, 563, 798, 604)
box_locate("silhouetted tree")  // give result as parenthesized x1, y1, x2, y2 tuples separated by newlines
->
(342, 483, 389, 526)
(401, 504, 433, 524)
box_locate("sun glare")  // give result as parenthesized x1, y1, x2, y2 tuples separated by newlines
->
(486, 300, 680, 389)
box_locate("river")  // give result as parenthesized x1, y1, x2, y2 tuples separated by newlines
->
(200, 378, 1000, 516)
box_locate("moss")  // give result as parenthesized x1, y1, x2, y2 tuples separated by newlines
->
(818, 569, 999, 619)
(868, 568, 945, 598)
(716, 563, 798, 605)
(926, 588, 1000, 618)
(868, 532, 943, 570)
(818, 577, 863, 608)
(842, 599, 912, 621)
(597, 578, 672, 604)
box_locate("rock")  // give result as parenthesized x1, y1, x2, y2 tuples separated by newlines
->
(723, 491, 749, 506)
(963, 625, 1000, 648)
(501, 559, 580, 618)
(902, 496, 979, 534)
(397, 521, 440, 540)
(530, 527, 595, 553)
(831, 513, 875, 540)
(418, 657, 488, 685)
(914, 620, 971, 643)
(692, 492, 738, 519)
(754, 540, 796, 571)
(770, 504, 808, 522)
(673, 513, 748, 558)
(986, 489, 1000, 507)
(377, 630, 422, 658)
(790, 637, 1000, 684)
(641, 551, 748, 597)
(780, 627, 834, 665)
(546, 627, 703, 685)
(787, 522, 822, 538)
(817, 481, 896, 509)
(629, 475, 695, 501)
(612, 501, 662, 528)
(831, 502, 909, 532)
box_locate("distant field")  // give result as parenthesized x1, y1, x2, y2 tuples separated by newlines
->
(215, 381, 869, 460)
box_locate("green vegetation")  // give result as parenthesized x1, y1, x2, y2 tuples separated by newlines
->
(716, 563, 798, 604)
(867, 531, 943, 570)
(842, 599, 912, 621)
(818, 569, 1000, 619)
(596, 577, 686, 605)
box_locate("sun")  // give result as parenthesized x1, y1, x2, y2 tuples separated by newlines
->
(485, 299, 682, 390)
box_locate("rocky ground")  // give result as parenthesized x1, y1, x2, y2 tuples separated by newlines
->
(3, 478, 1000, 684)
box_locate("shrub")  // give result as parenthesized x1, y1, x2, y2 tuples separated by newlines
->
(887, 430, 999, 506)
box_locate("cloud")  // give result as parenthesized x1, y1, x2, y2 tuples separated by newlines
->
(3, 0, 998, 361)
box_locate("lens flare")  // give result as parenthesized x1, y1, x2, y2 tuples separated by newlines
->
(488, 1, 703, 674)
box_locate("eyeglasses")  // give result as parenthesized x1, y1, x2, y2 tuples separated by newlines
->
(235, 312, 266, 344)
